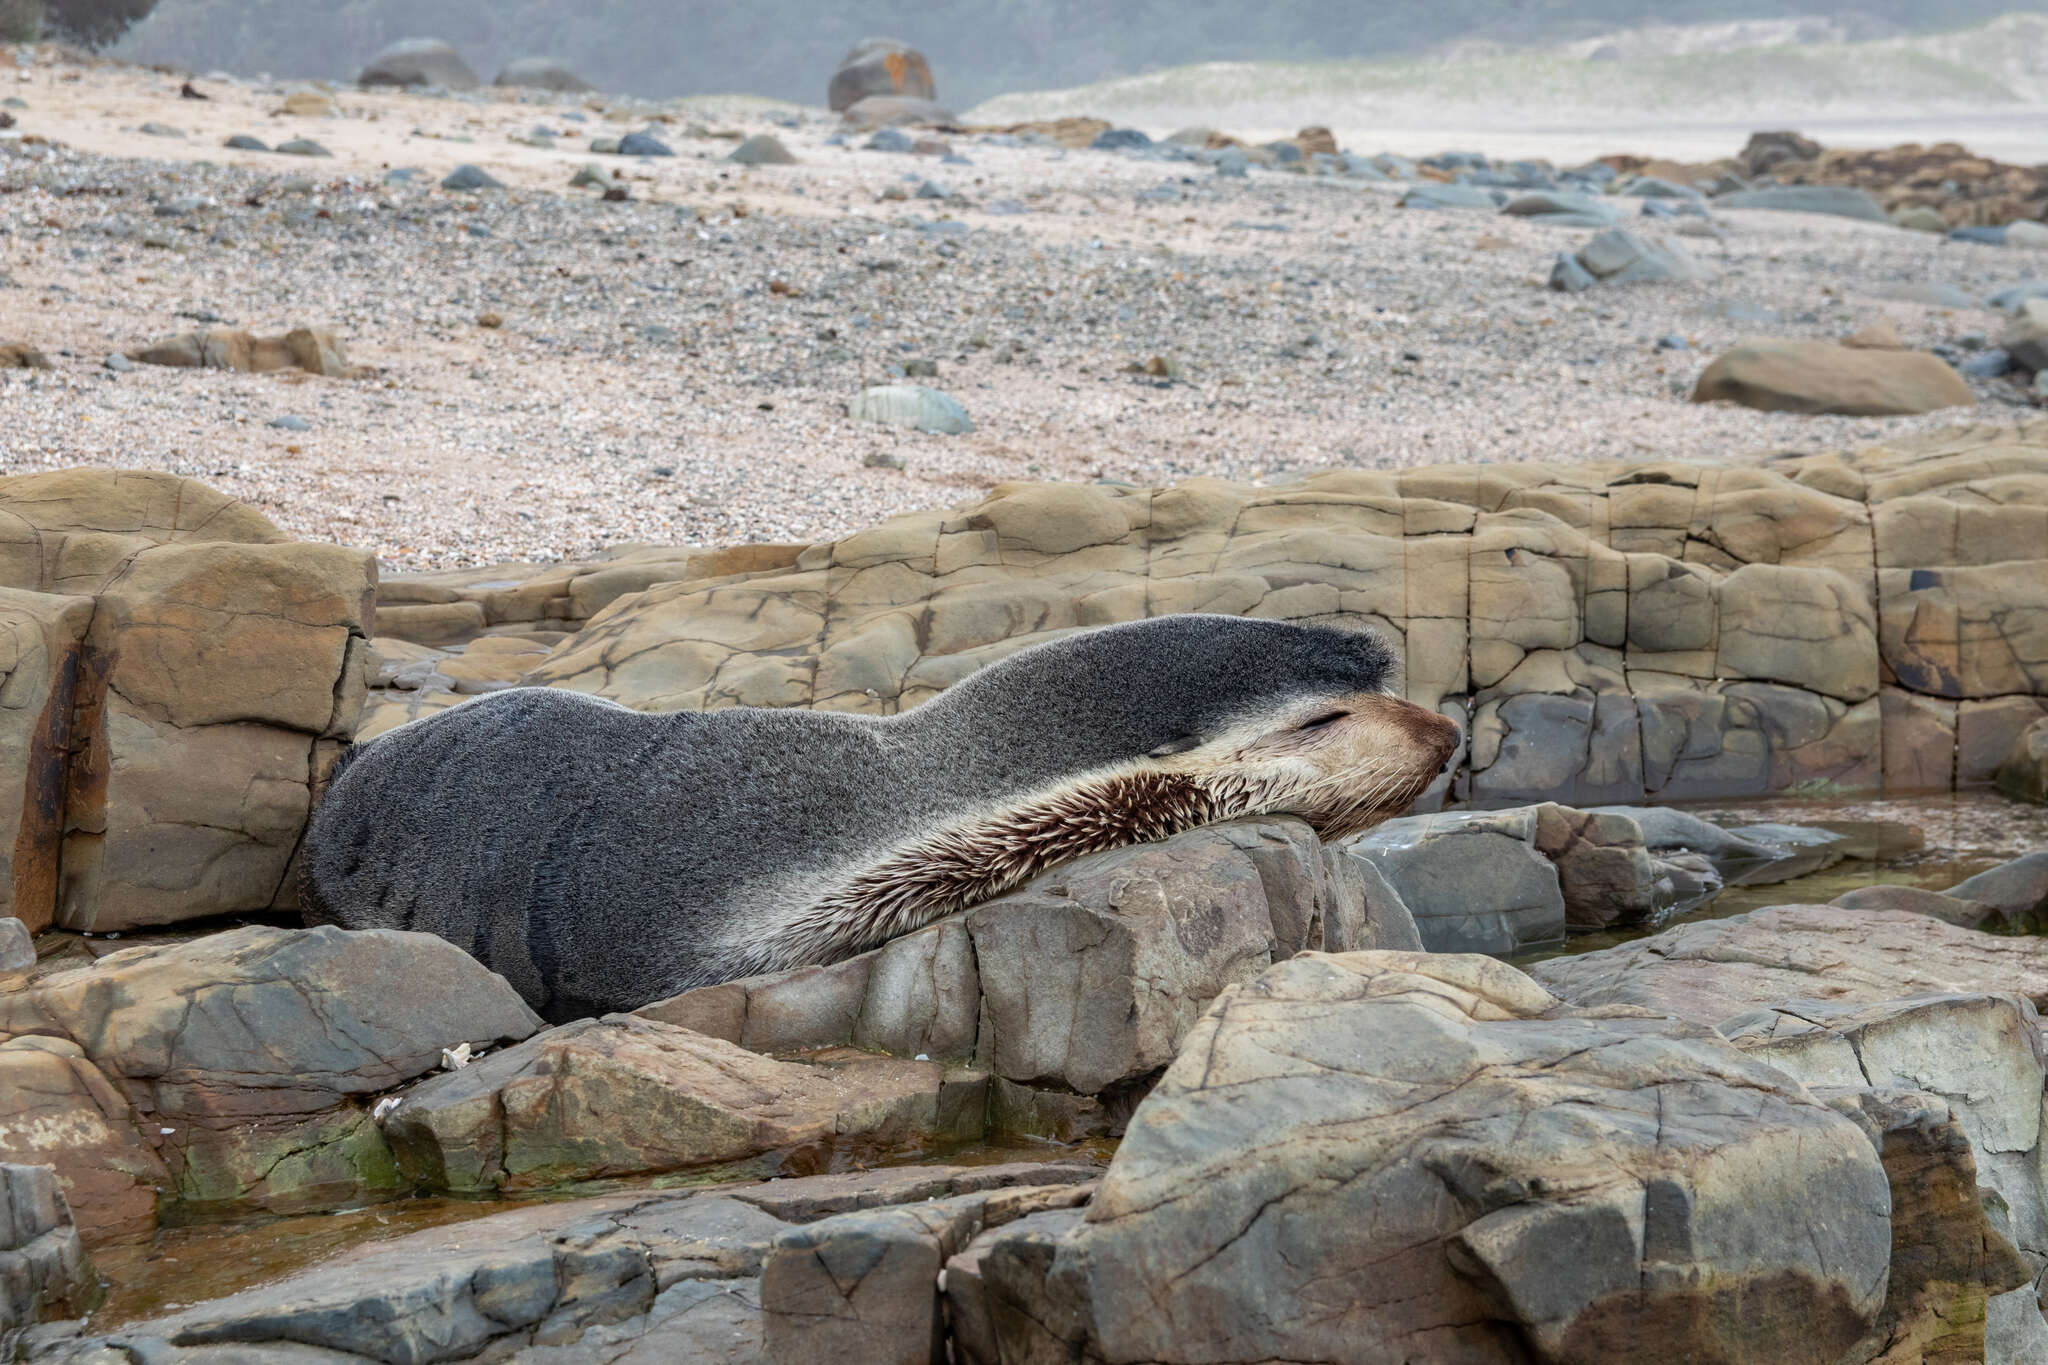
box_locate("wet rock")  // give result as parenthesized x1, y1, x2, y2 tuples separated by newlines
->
(1944, 851, 2048, 926)
(0, 925, 538, 1227)
(0, 1164, 98, 1339)
(128, 325, 349, 376)
(829, 38, 936, 114)
(357, 37, 478, 90)
(63, 1161, 1096, 1363)
(1056, 952, 1891, 1364)
(219, 134, 267, 152)
(1997, 719, 2048, 804)
(274, 137, 330, 156)
(493, 56, 594, 93)
(1692, 339, 1974, 415)
(1714, 185, 1889, 221)
(849, 383, 972, 434)
(728, 134, 795, 166)
(1831, 882, 1999, 930)
(379, 1014, 947, 1193)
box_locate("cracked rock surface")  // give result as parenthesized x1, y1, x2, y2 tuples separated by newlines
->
(1053, 950, 1894, 1365)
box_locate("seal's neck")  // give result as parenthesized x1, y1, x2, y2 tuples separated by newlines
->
(716, 766, 1253, 979)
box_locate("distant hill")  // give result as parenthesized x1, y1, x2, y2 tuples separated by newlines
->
(110, 1, 2048, 109)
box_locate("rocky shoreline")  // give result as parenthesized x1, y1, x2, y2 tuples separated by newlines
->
(5, 34, 2048, 1365)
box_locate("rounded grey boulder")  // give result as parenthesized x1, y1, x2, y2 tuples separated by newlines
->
(358, 38, 478, 91)
(828, 37, 935, 114)
(492, 56, 594, 93)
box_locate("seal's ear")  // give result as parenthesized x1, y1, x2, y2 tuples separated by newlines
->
(1147, 734, 1203, 758)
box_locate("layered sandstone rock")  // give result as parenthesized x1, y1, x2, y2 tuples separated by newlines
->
(0, 470, 374, 933)
(510, 423, 2048, 809)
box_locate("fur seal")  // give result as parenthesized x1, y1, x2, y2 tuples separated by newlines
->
(303, 615, 1459, 1019)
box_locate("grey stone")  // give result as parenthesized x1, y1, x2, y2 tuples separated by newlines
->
(2002, 298, 2048, 372)
(1567, 227, 1707, 285)
(1501, 190, 1622, 224)
(1091, 128, 1151, 152)
(569, 162, 609, 190)
(1619, 174, 1701, 199)
(492, 57, 594, 93)
(866, 127, 914, 153)
(1723, 993, 2048, 1273)
(220, 134, 267, 151)
(266, 415, 309, 432)
(1997, 719, 2048, 805)
(1548, 252, 1596, 292)
(439, 163, 502, 191)
(849, 384, 972, 435)
(1530, 902, 2048, 1026)
(1057, 952, 1891, 1365)
(0, 1164, 97, 1339)
(1945, 851, 2048, 924)
(137, 122, 183, 138)
(0, 917, 29, 973)
(728, 134, 795, 166)
(1714, 185, 1890, 222)
(1400, 183, 1500, 212)
(1345, 807, 1566, 954)
(275, 139, 330, 157)
(101, 354, 134, 373)
(617, 132, 673, 158)
(358, 38, 478, 91)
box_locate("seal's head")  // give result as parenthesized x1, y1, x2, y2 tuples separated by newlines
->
(935, 614, 1461, 842)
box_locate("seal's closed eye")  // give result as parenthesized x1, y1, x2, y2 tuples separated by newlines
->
(1297, 710, 1347, 731)
(1147, 734, 1204, 758)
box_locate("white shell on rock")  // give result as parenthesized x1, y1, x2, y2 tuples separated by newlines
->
(850, 384, 973, 435)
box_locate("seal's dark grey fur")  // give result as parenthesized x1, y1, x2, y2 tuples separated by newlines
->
(304, 614, 1452, 1019)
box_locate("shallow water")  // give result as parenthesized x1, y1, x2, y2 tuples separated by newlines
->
(1515, 791, 2048, 964)
(83, 1139, 1111, 1331)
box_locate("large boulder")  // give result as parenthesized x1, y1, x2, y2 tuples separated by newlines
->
(491, 56, 594, 92)
(1692, 340, 1975, 415)
(0, 925, 539, 1231)
(0, 470, 374, 932)
(379, 1014, 959, 1193)
(357, 37, 478, 90)
(1050, 952, 1893, 1363)
(1345, 807, 1567, 953)
(828, 37, 935, 114)
(640, 818, 1418, 1119)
